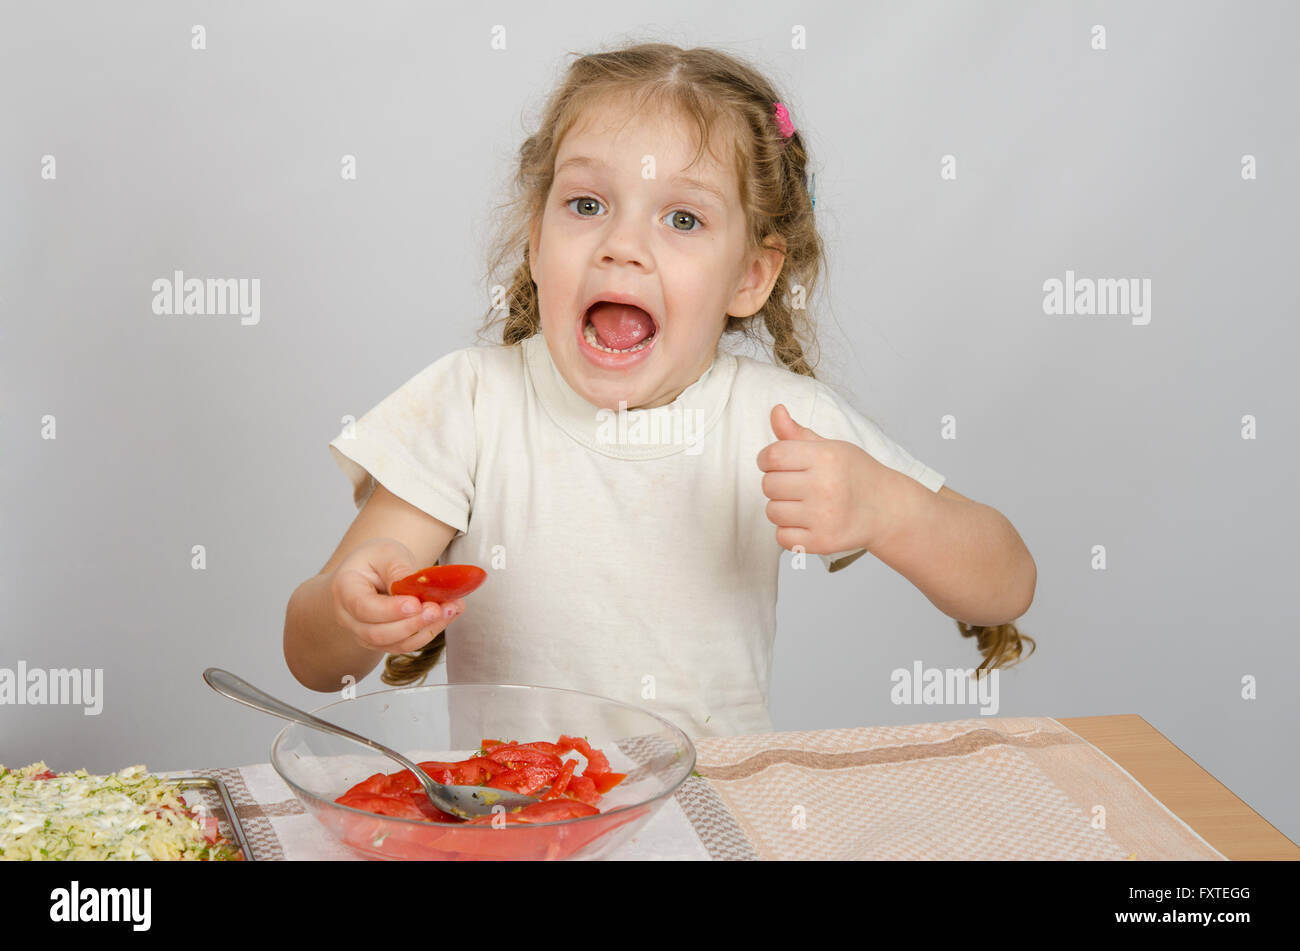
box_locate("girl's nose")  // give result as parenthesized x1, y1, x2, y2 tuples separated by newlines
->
(596, 218, 652, 269)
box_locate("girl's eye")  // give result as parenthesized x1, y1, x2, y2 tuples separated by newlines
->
(665, 210, 702, 232)
(565, 196, 703, 232)
(568, 196, 603, 217)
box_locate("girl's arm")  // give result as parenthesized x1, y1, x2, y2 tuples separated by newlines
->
(759, 404, 1035, 627)
(284, 484, 459, 691)
(872, 478, 1036, 627)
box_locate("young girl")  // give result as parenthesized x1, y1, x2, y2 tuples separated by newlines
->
(283, 43, 1036, 738)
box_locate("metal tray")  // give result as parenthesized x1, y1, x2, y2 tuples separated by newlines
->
(167, 775, 254, 861)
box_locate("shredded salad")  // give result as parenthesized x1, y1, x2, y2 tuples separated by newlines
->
(0, 762, 243, 861)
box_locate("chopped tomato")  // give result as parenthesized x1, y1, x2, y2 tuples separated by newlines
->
(542, 759, 578, 800)
(452, 757, 511, 786)
(408, 758, 505, 787)
(338, 793, 428, 821)
(509, 741, 565, 757)
(593, 772, 627, 794)
(486, 745, 563, 772)
(562, 774, 600, 806)
(339, 792, 458, 823)
(488, 763, 561, 796)
(335, 734, 623, 837)
(349, 771, 396, 796)
(557, 735, 611, 778)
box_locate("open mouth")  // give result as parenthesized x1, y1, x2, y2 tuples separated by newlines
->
(581, 302, 659, 354)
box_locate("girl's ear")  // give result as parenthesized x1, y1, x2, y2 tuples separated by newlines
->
(727, 237, 787, 318)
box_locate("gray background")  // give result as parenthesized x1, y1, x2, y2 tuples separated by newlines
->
(3, 1, 1297, 845)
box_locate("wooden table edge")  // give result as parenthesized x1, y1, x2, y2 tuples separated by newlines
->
(1054, 714, 1299, 861)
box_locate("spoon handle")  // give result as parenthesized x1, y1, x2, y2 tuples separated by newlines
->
(202, 667, 414, 769)
(201, 667, 535, 819)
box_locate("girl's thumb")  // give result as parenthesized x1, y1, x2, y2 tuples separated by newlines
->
(771, 403, 817, 440)
(386, 563, 416, 594)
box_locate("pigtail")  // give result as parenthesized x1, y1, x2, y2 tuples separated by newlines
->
(381, 632, 445, 687)
(960, 621, 1037, 676)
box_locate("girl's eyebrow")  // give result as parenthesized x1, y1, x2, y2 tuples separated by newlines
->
(555, 155, 727, 206)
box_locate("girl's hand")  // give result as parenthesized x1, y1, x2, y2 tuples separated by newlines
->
(329, 539, 466, 655)
(756, 404, 907, 555)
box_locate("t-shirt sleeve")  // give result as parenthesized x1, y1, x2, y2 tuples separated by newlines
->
(327, 348, 477, 535)
(805, 381, 945, 572)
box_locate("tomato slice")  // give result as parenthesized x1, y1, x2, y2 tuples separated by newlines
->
(562, 774, 600, 806)
(341, 791, 461, 823)
(409, 758, 505, 787)
(487, 764, 558, 797)
(403, 762, 458, 786)
(542, 759, 578, 800)
(592, 772, 627, 794)
(486, 746, 563, 772)
(557, 735, 612, 778)
(483, 740, 565, 758)
(348, 771, 396, 796)
(391, 564, 487, 602)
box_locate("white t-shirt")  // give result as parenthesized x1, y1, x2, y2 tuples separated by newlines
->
(328, 332, 944, 738)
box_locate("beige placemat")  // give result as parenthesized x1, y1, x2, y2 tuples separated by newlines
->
(676, 716, 1227, 860)
(174, 715, 1226, 860)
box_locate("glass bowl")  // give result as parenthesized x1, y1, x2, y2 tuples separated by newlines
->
(270, 682, 695, 860)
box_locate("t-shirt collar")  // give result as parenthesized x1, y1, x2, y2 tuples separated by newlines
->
(523, 332, 736, 459)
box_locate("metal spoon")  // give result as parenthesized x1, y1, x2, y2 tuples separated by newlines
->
(202, 668, 538, 819)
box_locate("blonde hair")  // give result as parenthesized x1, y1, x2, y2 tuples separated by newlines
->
(383, 41, 1034, 687)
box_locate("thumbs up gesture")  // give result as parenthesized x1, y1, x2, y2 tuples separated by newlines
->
(756, 403, 905, 555)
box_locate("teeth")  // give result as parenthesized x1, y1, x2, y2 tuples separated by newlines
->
(584, 320, 655, 354)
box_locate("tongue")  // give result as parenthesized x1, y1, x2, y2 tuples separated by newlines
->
(587, 302, 655, 350)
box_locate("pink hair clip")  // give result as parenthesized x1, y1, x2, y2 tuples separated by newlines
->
(773, 101, 794, 139)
